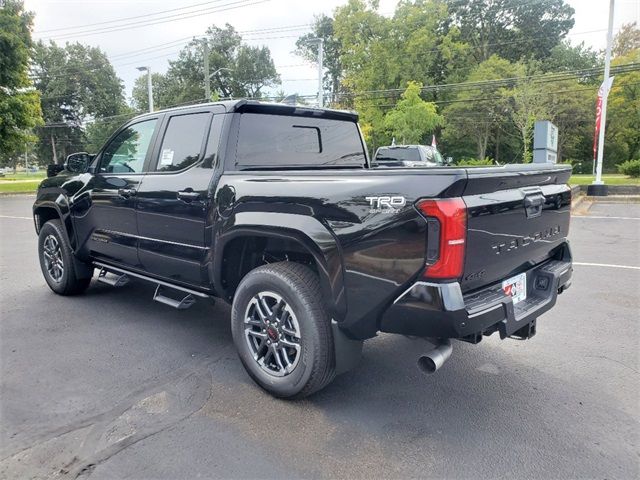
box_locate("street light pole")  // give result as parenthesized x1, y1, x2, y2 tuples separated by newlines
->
(136, 66, 154, 112)
(137, 66, 153, 112)
(593, 0, 615, 189)
(203, 40, 210, 101)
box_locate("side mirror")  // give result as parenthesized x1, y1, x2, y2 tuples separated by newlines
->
(445, 156, 453, 165)
(65, 152, 92, 174)
(46, 164, 65, 177)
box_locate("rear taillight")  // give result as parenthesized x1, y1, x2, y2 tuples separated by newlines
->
(416, 198, 467, 280)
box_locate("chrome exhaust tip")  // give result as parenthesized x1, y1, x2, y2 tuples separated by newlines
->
(417, 341, 452, 374)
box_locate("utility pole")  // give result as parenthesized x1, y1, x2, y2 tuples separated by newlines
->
(317, 38, 324, 108)
(305, 38, 325, 108)
(591, 0, 615, 195)
(203, 40, 211, 102)
(137, 66, 153, 112)
(24, 142, 28, 173)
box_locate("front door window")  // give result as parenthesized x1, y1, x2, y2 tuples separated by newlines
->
(100, 119, 157, 174)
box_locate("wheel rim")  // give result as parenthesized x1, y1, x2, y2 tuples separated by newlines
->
(244, 291, 301, 377)
(43, 234, 64, 282)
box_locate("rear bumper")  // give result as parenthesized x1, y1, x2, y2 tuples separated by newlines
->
(379, 244, 572, 341)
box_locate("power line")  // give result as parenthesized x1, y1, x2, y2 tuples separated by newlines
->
(35, 0, 231, 34)
(335, 63, 640, 100)
(39, 79, 640, 129)
(39, 0, 273, 41)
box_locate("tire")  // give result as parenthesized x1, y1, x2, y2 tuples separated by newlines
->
(231, 262, 335, 399)
(38, 219, 92, 295)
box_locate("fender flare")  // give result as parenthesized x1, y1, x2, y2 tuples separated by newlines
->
(32, 195, 76, 250)
(213, 211, 347, 321)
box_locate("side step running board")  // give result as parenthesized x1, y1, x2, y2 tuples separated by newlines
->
(153, 285, 196, 310)
(97, 267, 130, 287)
(93, 262, 212, 311)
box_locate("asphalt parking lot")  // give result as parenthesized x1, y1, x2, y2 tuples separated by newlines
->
(1, 195, 638, 479)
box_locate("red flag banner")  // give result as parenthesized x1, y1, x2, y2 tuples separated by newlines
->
(593, 77, 615, 164)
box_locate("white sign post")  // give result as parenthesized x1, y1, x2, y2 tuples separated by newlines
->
(533, 121, 558, 164)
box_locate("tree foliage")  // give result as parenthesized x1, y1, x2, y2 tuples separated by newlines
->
(295, 0, 633, 168)
(446, 0, 575, 63)
(442, 55, 517, 161)
(296, 14, 343, 104)
(31, 41, 127, 163)
(605, 48, 640, 166)
(0, 0, 43, 166)
(132, 24, 280, 111)
(383, 82, 443, 144)
(613, 22, 640, 58)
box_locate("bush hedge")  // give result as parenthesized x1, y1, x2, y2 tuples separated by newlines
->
(617, 159, 640, 178)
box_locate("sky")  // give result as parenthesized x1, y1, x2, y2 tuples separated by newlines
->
(24, 0, 640, 104)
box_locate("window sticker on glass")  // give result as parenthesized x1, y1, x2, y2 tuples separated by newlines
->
(160, 149, 174, 166)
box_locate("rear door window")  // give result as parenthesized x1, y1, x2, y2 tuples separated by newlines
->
(235, 113, 366, 168)
(155, 113, 211, 172)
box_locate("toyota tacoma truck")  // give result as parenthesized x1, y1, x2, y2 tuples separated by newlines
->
(33, 100, 573, 398)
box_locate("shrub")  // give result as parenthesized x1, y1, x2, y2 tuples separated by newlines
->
(456, 157, 495, 166)
(617, 159, 640, 178)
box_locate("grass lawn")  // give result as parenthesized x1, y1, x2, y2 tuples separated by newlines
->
(569, 174, 640, 186)
(0, 181, 41, 194)
(0, 172, 46, 181)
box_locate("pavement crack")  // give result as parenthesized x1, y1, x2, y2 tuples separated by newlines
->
(72, 371, 215, 479)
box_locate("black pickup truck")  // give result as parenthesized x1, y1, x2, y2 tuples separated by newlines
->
(33, 100, 573, 398)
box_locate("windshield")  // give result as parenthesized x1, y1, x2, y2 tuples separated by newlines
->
(375, 147, 421, 162)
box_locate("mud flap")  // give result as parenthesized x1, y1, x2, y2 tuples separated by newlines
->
(332, 320, 363, 375)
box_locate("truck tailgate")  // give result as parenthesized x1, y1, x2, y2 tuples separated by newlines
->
(460, 165, 572, 292)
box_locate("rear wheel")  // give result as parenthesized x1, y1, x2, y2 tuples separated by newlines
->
(231, 262, 335, 399)
(38, 220, 92, 295)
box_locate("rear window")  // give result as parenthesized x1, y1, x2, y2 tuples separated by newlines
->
(236, 113, 366, 168)
(376, 147, 421, 162)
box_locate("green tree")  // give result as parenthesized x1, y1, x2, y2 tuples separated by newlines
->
(605, 49, 640, 166)
(0, 0, 43, 167)
(383, 81, 443, 144)
(446, 0, 574, 63)
(546, 40, 601, 72)
(84, 105, 137, 153)
(132, 24, 280, 111)
(442, 55, 517, 161)
(332, 0, 468, 149)
(131, 72, 180, 112)
(507, 74, 552, 163)
(31, 41, 126, 163)
(296, 14, 344, 105)
(613, 22, 640, 58)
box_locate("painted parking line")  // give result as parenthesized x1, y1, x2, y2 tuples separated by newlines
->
(572, 216, 640, 220)
(0, 215, 31, 220)
(574, 262, 640, 271)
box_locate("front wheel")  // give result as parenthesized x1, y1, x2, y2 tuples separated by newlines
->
(38, 220, 92, 295)
(231, 262, 335, 399)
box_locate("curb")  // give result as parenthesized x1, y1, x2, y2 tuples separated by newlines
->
(0, 192, 37, 197)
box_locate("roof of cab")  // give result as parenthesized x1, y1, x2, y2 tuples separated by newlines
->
(134, 99, 358, 123)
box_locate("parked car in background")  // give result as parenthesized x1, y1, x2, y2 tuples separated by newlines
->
(373, 144, 446, 167)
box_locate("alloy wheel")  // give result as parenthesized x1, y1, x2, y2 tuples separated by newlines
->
(43, 234, 64, 282)
(243, 291, 301, 377)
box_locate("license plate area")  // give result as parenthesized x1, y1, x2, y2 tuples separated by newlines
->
(502, 272, 527, 304)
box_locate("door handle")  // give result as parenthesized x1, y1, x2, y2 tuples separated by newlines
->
(118, 187, 136, 198)
(177, 190, 200, 202)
